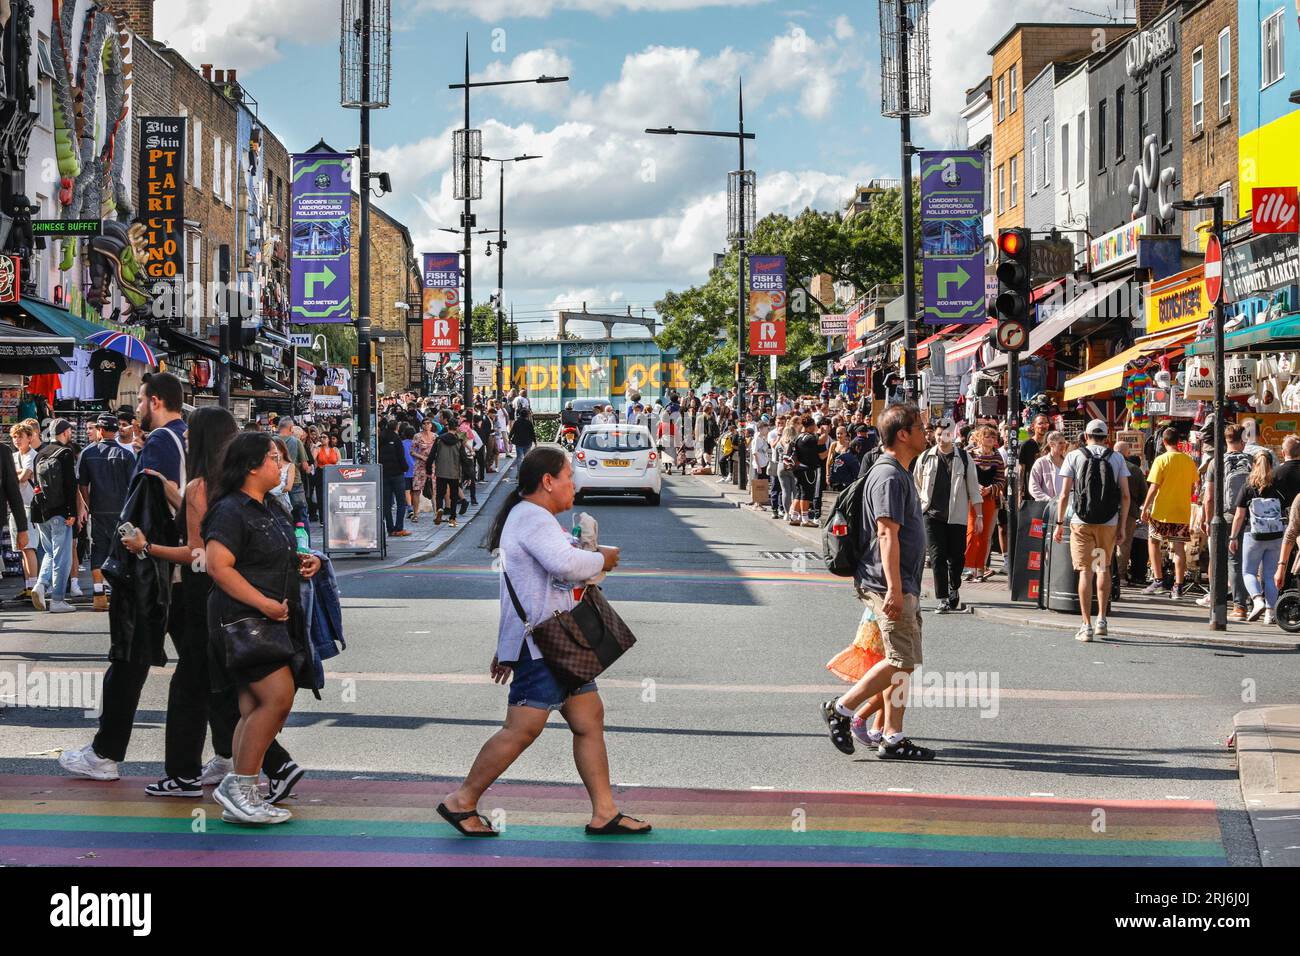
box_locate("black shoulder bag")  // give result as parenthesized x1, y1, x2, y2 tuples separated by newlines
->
(218, 525, 298, 672)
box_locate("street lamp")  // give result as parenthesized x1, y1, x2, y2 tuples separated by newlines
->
(1174, 195, 1227, 631)
(311, 333, 330, 368)
(476, 153, 541, 400)
(449, 37, 568, 408)
(646, 79, 756, 490)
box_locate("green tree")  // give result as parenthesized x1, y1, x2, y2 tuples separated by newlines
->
(295, 323, 357, 366)
(655, 185, 921, 395)
(470, 302, 519, 343)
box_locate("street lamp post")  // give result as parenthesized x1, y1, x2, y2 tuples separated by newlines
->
(477, 154, 541, 401)
(646, 79, 756, 489)
(449, 38, 567, 409)
(1175, 196, 1228, 630)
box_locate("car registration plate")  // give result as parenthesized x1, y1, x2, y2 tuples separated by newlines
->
(603, 458, 630, 467)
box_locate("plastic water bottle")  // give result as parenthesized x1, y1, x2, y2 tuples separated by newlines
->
(295, 522, 310, 554)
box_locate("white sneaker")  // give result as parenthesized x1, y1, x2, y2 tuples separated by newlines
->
(1247, 596, 1267, 622)
(48, 600, 76, 613)
(1094, 617, 1108, 637)
(69, 578, 83, 597)
(199, 755, 233, 786)
(58, 743, 120, 781)
(1075, 623, 1094, 642)
(1263, 609, 1276, 626)
(1196, 594, 1211, 608)
(30, 582, 46, 611)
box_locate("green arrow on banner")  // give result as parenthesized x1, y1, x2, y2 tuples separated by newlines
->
(936, 265, 970, 298)
(304, 265, 337, 298)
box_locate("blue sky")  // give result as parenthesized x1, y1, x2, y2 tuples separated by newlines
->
(155, 0, 1063, 337)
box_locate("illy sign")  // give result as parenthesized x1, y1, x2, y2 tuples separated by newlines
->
(1252, 187, 1299, 234)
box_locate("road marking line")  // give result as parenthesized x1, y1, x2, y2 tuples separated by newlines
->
(887, 787, 914, 793)
(1030, 792, 1056, 797)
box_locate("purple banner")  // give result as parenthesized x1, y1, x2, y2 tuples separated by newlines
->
(290, 152, 352, 323)
(920, 150, 986, 324)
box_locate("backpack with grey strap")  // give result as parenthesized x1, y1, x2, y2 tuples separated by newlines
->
(503, 572, 636, 689)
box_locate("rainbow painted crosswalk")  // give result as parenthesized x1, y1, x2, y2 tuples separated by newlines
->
(0, 775, 1228, 866)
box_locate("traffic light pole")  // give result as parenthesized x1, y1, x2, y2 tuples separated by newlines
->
(1006, 350, 1020, 594)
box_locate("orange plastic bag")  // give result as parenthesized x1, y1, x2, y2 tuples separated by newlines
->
(826, 603, 885, 683)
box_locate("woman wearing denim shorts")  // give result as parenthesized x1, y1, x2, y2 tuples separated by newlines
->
(437, 446, 651, 838)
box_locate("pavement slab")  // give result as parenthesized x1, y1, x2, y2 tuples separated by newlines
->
(1233, 705, 1300, 867)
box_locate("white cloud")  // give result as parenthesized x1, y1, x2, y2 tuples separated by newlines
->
(475, 49, 576, 112)
(920, 0, 1099, 143)
(154, 0, 337, 75)
(832, 15, 855, 40)
(410, 0, 773, 19)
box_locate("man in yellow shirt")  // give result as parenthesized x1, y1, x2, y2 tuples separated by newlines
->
(1141, 427, 1200, 599)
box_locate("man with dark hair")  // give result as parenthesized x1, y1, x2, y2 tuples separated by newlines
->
(77, 414, 136, 611)
(30, 419, 79, 613)
(134, 372, 187, 485)
(821, 402, 937, 761)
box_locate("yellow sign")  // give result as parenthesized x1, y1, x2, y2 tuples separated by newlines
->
(1145, 266, 1212, 335)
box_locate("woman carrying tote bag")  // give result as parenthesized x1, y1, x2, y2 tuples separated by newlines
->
(438, 446, 651, 838)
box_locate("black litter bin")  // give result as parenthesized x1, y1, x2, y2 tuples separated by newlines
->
(1043, 513, 1081, 614)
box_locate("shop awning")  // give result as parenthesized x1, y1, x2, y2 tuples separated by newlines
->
(1062, 326, 1199, 401)
(944, 319, 997, 365)
(1185, 312, 1300, 356)
(985, 276, 1131, 371)
(916, 324, 961, 363)
(5, 298, 107, 345)
(799, 348, 844, 372)
(159, 327, 266, 384)
(0, 322, 75, 374)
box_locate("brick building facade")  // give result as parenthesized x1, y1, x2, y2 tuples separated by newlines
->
(1179, 0, 1239, 248)
(348, 196, 420, 395)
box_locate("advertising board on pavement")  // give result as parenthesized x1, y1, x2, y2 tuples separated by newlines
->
(322, 463, 386, 558)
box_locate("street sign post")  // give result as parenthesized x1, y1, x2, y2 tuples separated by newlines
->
(1204, 235, 1223, 304)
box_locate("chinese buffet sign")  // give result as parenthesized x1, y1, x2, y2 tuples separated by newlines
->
(920, 150, 986, 324)
(421, 253, 461, 353)
(747, 255, 786, 355)
(290, 152, 352, 323)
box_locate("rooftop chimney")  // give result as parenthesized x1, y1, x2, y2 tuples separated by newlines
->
(227, 69, 238, 85)
(214, 69, 226, 84)
(201, 64, 213, 81)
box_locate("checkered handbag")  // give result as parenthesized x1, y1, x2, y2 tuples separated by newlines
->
(503, 572, 637, 689)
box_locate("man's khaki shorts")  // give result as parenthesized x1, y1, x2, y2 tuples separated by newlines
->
(858, 588, 923, 669)
(1069, 522, 1117, 573)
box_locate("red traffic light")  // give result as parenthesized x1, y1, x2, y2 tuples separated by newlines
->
(998, 230, 1025, 256)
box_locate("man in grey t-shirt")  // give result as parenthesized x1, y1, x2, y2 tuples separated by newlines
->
(820, 403, 936, 762)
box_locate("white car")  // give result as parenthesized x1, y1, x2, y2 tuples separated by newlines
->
(572, 424, 662, 505)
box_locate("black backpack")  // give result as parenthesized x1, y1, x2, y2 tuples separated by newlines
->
(1074, 447, 1121, 525)
(822, 458, 890, 577)
(828, 450, 860, 490)
(34, 447, 69, 514)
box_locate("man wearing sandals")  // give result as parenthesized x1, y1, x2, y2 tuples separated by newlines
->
(821, 402, 937, 761)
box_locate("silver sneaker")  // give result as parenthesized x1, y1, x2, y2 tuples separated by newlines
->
(58, 742, 120, 781)
(213, 773, 293, 825)
(199, 755, 233, 786)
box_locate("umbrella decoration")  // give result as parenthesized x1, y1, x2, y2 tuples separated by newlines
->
(85, 329, 157, 367)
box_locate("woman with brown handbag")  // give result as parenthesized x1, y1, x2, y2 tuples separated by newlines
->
(437, 446, 651, 838)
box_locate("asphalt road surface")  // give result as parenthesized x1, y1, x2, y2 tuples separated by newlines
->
(3, 471, 1291, 865)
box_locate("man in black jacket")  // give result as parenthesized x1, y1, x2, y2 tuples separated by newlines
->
(30, 419, 79, 613)
(78, 414, 137, 611)
(378, 418, 410, 537)
(0, 440, 29, 598)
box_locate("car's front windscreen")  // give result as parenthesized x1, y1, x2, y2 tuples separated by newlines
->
(581, 429, 652, 452)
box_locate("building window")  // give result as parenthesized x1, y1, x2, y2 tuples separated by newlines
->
(224, 143, 233, 206)
(189, 234, 202, 333)
(192, 118, 202, 190)
(1098, 98, 1107, 171)
(1009, 64, 1018, 113)
(35, 37, 54, 131)
(997, 75, 1005, 122)
(1060, 122, 1070, 193)
(1043, 120, 1051, 187)
(1160, 68, 1173, 145)
(997, 163, 1005, 214)
(1219, 181, 1234, 220)
(1010, 154, 1018, 208)
(1262, 10, 1284, 89)
(1191, 47, 1204, 133)
(1138, 82, 1149, 145)
(1028, 129, 1039, 195)
(213, 135, 222, 200)
(1076, 112, 1085, 187)
(1218, 28, 1231, 118)
(1115, 84, 1125, 159)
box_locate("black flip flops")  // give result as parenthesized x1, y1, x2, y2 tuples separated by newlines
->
(437, 802, 499, 837)
(585, 812, 652, 836)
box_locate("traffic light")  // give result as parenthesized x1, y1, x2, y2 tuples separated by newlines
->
(995, 227, 1032, 352)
